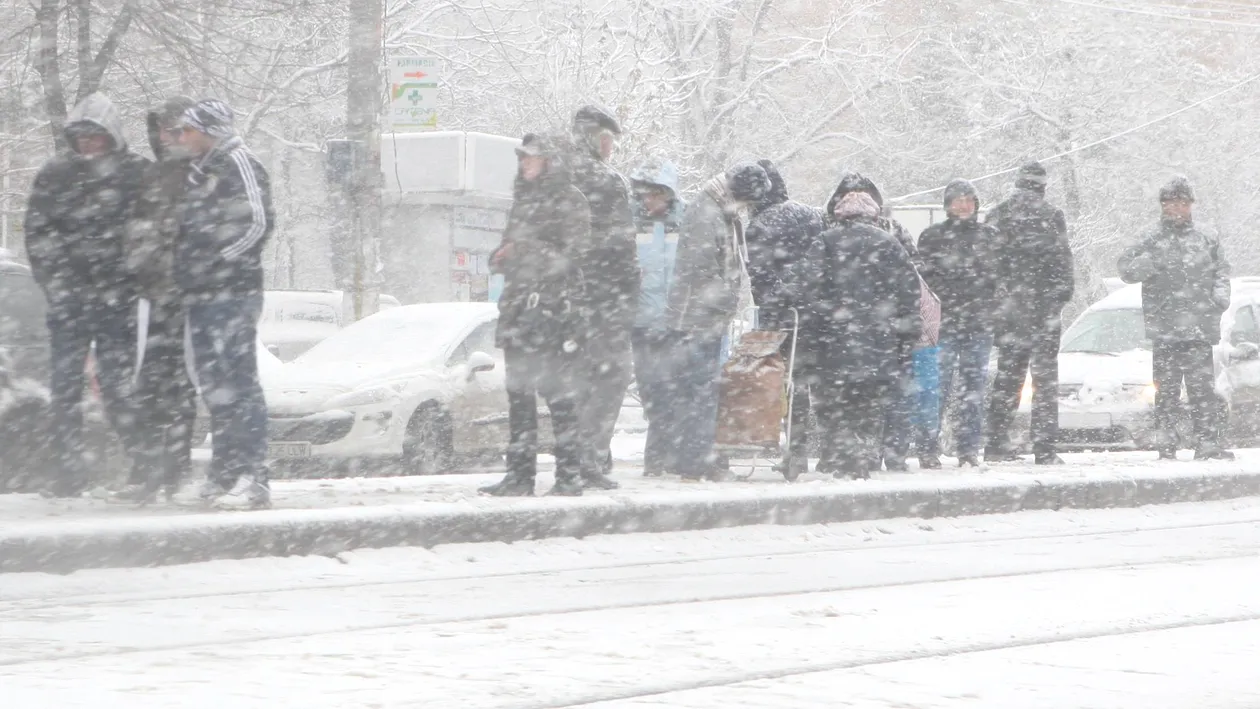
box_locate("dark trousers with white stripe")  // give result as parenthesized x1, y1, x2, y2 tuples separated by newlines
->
(130, 297, 197, 490)
(186, 294, 269, 489)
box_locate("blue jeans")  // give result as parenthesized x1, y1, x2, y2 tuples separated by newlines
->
(652, 333, 722, 475)
(187, 295, 268, 488)
(912, 346, 941, 455)
(937, 331, 992, 457)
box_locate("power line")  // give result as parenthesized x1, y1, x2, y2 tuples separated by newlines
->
(889, 70, 1260, 202)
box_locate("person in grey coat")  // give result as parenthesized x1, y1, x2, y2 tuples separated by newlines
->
(1117, 176, 1233, 461)
(662, 162, 769, 480)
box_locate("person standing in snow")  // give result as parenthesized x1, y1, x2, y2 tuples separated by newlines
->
(985, 162, 1075, 465)
(822, 172, 920, 471)
(1117, 177, 1233, 461)
(105, 96, 201, 504)
(627, 159, 685, 477)
(23, 92, 149, 497)
(664, 162, 769, 481)
(797, 190, 921, 479)
(169, 100, 274, 509)
(569, 105, 639, 490)
(917, 179, 1000, 467)
(745, 158, 825, 479)
(480, 134, 591, 497)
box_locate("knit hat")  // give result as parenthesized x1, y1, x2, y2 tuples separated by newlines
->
(725, 162, 770, 204)
(942, 178, 979, 211)
(1015, 161, 1048, 192)
(572, 104, 622, 136)
(154, 95, 196, 127)
(182, 99, 236, 139)
(1159, 175, 1195, 203)
(515, 132, 545, 157)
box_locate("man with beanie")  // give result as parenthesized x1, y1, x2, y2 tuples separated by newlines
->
(918, 179, 1000, 467)
(569, 104, 639, 489)
(108, 96, 201, 503)
(745, 159, 825, 478)
(985, 161, 1075, 465)
(663, 162, 768, 480)
(1118, 177, 1233, 461)
(822, 171, 921, 471)
(23, 92, 149, 497)
(170, 99, 274, 509)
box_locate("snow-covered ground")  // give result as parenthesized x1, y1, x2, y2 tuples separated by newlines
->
(4, 499, 1260, 708)
(3, 435, 1258, 526)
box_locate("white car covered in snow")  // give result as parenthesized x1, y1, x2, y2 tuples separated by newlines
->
(259, 289, 403, 362)
(1012, 278, 1260, 450)
(263, 302, 522, 473)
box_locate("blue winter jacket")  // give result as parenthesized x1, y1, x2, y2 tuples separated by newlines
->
(628, 161, 682, 330)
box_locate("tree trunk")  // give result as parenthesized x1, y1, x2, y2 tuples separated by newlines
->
(34, 0, 68, 152)
(344, 0, 384, 322)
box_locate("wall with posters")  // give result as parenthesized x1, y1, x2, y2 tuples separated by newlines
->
(379, 132, 517, 304)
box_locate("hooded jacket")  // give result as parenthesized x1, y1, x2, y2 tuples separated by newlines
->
(174, 128, 274, 302)
(628, 160, 682, 331)
(985, 175, 1074, 337)
(126, 96, 196, 303)
(664, 172, 748, 336)
(745, 160, 826, 330)
(569, 137, 639, 339)
(917, 179, 1001, 334)
(24, 93, 151, 307)
(798, 187, 921, 382)
(824, 171, 919, 265)
(493, 134, 592, 353)
(1118, 180, 1230, 343)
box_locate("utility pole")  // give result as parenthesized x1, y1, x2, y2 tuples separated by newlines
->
(343, 0, 384, 322)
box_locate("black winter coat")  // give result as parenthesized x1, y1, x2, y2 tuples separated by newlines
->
(570, 150, 639, 338)
(174, 136, 274, 302)
(918, 216, 1000, 335)
(798, 219, 921, 382)
(24, 93, 150, 309)
(746, 170, 825, 331)
(986, 188, 1074, 338)
(126, 109, 192, 303)
(1117, 218, 1231, 343)
(493, 152, 592, 354)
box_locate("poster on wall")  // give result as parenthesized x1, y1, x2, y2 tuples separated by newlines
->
(389, 57, 441, 131)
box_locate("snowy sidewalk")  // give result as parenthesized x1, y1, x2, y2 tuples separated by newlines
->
(2, 446, 1260, 573)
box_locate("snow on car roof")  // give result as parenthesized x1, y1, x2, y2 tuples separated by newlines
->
(368, 301, 497, 323)
(1092, 278, 1260, 312)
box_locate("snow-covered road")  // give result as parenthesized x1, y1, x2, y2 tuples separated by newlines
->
(4, 499, 1260, 708)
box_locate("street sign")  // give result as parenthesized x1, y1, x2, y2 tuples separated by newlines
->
(389, 57, 440, 131)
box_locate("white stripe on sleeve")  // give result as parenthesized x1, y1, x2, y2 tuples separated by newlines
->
(222, 149, 268, 260)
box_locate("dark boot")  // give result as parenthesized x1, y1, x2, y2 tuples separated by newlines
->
(883, 458, 909, 472)
(1194, 446, 1236, 461)
(1158, 448, 1178, 461)
(918, 454, 941, 470)
(546, 477, 584, 496)
(958, 454, 982, 468)
(581, 471, 620, 490)
(777, 454, 809, 481)
(1034, 452, 1065, 465)
(984, 447, 1022, 463)
(479, 475, 535, 497)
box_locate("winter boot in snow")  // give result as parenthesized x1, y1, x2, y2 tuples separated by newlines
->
(171, 479, 229, 508)
(1034, 452, 1065, 465)
(581, 471, 620, 490)
(777, 454, 810, 482)
(216, 475, 272, 510)
(105, 483, 161, 506)
(984, 447, 1022, 463)
(883, 458, 909, 472)
(479, 475, 535, 497)
(958, 454, 983, 468)
(547, 476, 584, 496)
(918, 454, 941, 470)
(1158, 448, 1178, 461)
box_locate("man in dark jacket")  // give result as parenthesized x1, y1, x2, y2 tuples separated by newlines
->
(918, 179, 1000, 467)
(985, 162, 1075, 465)
(1118, 177, 1233, 461)
(23, 92, 149, 497)
(664, 162, 769, 480)
(746, 159, 825, 478)
(799, 190, 921, 479)
(480, 134, 592, 497)
(107, 96, 200, 503)
(569, 105, 639, 489)
(823, 171, 920, 471)
(169, 99, 274, 510)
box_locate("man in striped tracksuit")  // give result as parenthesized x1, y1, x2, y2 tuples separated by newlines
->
(170, 99, 274, 509)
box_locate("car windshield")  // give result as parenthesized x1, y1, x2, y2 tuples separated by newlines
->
(294, 310, 469, 366)
(1060, 308, 1148, 354)
(0, 272, 48, 344)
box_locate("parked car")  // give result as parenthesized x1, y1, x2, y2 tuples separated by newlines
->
(1006, 278, 1260, 450)
(0, 256, 50, 384)
(263, 302, 529, 474)
(259, 289, 402, 362)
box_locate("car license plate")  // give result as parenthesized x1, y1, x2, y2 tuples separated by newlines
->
(268, 441, 312, 459)
(1059, 412, 1112, 430)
